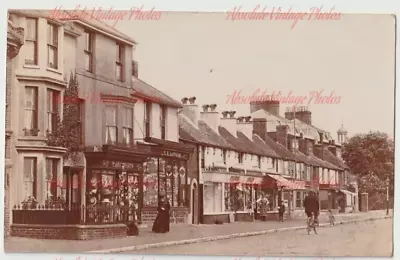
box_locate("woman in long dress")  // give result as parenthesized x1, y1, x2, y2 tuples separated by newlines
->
(152, 195, 171, 233)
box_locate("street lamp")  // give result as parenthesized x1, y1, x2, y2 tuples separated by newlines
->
(386, 177, 390, 215)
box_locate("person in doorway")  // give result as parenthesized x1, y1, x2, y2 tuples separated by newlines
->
(152, 195, 171, 233)
(278, 200, 285, 222)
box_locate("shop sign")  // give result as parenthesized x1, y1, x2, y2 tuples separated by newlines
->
(101, 160, 138, 170)
(161, 150, 189, 160)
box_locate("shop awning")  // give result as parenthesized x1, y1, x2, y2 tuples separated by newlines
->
(202, 172, 263, 185)
(266, 174, 306, 190)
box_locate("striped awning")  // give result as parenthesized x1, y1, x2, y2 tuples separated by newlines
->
(267, 174, 306, 190)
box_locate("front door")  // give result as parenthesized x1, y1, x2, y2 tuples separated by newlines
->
(192, 183, 199, 224)
(64, 168, 82, 208)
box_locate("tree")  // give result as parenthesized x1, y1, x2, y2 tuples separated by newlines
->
(46, 72, 81, 158)
(342, 131, 394, 208)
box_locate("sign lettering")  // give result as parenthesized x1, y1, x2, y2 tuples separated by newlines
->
(161, 150, 189, 160)
(101, 160, 138, 169)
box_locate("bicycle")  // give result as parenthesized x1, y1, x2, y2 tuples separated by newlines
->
(307, 213, 318, 235)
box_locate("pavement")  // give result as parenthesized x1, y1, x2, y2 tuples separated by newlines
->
(3, 210, 392, 254)
(132, 218, 393, 257)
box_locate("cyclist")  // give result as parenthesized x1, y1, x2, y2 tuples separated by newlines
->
(303, 190, 320, 225)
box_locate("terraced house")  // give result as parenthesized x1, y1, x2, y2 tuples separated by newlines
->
(9, 10, 193, 240)
(179, 98, 357, 224)
(251, 101, 356, 215)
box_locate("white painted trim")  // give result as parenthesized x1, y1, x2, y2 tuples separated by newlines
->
(188, 178, 198, 224)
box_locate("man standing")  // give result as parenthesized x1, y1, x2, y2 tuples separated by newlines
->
(303, 191, 320, 224)
(278, 200, 285, 222)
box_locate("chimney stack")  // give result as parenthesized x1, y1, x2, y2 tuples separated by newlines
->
(250, 100, 280, 116)
(253, 118, 268, 141)
(276, 125, 289, 148)
(181, 96, 199, 126)
(238, 116, 253, 140)
(284, 106, 312, 125)
(220, 110, 237, 137)
(200, 104, 220, 133)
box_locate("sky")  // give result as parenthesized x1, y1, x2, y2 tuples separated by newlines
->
(114, 12, 395, 140)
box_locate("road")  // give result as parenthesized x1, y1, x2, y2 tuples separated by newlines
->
(130, 219, 393, 257)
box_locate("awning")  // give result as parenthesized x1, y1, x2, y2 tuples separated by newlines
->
(340, 189, 356, 196)
(202, 172, 263, 185)
(266, 174, 306, 190)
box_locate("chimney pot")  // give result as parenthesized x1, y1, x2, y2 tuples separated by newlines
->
(202, 104, 210, 112)
(181, 97, 188, 104)
(189, 97, 196, 104)
(210, 104, 217, 111)
(245, 116, 252, 122)
(228, 111, 236, 118)
(319, 132, 324, 143)
(222, 111, 229, 118)
(237, 116, 244, 123)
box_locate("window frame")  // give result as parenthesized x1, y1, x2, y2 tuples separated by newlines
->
(122, 106, 134, 145)
(25, 18, 38, 65)
(24, 86, 39, 135)
(23, 157, 38, 199)
(45, 158, 59, 200)
(84, 31, 94, 72)
(160, 105, 166, 140)
(115, 42, 124, 81)
(47, 22, 59, 69)
(105, 106, 118, 144)
(144, 102, 151, 138)
(46, 89, 60, 133)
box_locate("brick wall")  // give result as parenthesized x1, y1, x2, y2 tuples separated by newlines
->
(11, 224, 127, 240)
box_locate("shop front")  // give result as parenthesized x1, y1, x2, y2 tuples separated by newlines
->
(201, 172, 263, 224)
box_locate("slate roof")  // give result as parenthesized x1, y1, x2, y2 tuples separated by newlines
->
(236, 132, 279, 158)
(132, 77, 182, 108)
(178, 115, 233, 149)
(252, 134, 281, 158)
(261, 135, 296, 161)
(218, 127, 254, 154)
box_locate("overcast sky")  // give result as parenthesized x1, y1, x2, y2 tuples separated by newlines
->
(114, 12, 395, 139)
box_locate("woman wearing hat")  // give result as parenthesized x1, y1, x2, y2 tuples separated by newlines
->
(152, 194, 171, 233)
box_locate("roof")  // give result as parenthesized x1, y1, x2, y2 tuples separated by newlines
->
(132, 77, 183, 108)
(178, 115, 233, 149)
(252, 134, 281, 158)
(9, 9, 137, 45)
(322, 147, 348, 170)
(261, 134, 296, 161)
(338, 124, 348, 134)
(237, 132, 279, 158)
(218, 127, 254, 154)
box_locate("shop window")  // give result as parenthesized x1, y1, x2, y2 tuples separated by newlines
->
(122, 107, 133, 145)
(161, 158, 187, 207)
(143, 158, 158, 207)
(224, 183, 233, 211)
(23, 157, 37, 200)
(244, 185, 253, 210)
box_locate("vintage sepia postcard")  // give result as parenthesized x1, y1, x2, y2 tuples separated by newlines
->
(3, 6, 395, 258)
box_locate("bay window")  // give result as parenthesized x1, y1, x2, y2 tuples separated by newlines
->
(23, 157, 37, 200)
(47, 22, 58, 69)
(24, 87, 38, 135)
(47, 89, 60, 133)
(105, 106, 117, 144)
(25, 18, 38, 65)
(122, 107, 133, 145)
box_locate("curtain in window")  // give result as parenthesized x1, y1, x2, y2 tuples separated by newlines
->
(23, 158, 35, 199)
(24, 88, 36, 129)
(105, 107, 117, 143)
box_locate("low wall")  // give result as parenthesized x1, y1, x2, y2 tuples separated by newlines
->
(202, 214, 230, 224)
(11, 224, 127, 240)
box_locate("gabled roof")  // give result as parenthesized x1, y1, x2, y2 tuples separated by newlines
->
(178, 115, 233, 149)
(132, 77, 182, 108)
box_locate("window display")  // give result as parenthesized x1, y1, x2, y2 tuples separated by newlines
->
(143, 158, 158, 207)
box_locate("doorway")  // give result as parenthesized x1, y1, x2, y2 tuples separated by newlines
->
(191, 182, 199, 224)
(64, 167, 82, 208)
